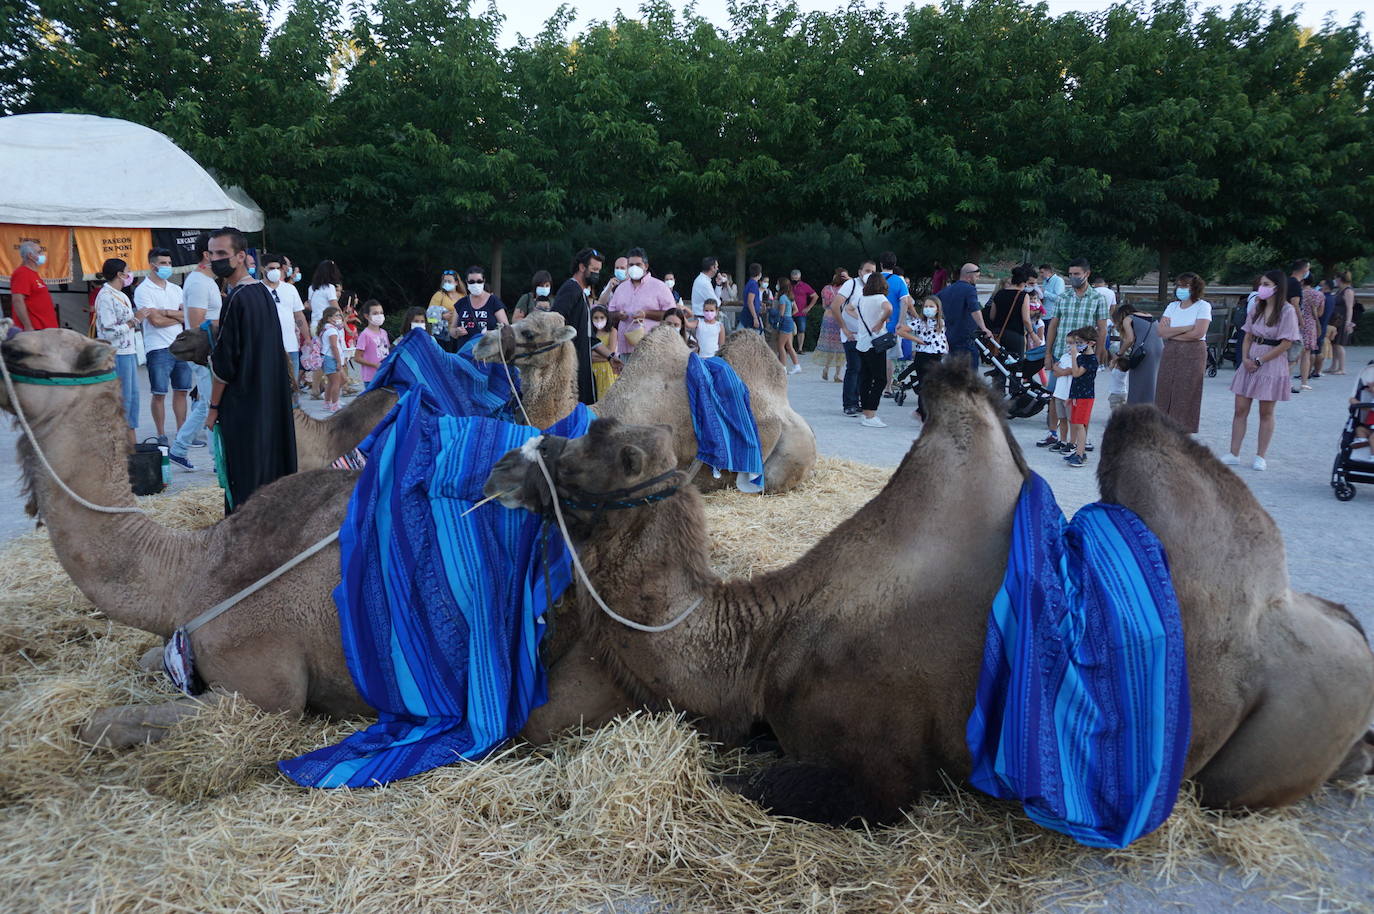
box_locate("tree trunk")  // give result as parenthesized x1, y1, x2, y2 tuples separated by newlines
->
(1157, 247, 1170, 301)
(734, 235, 748, 296)
(490, 237, 505, 297)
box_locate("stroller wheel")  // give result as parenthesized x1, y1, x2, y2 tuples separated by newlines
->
(894, 389, 906, 406)
(1334, 481, 1356, 502)
(1207, 365, 1218, 378)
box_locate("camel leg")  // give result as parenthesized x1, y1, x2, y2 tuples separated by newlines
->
(79, 695, 225, 749)
(761, 412, 816, 494)
(1194, 602, 1374, 808)
(137, 643, 165, 673)
(520, 641, 633, 743)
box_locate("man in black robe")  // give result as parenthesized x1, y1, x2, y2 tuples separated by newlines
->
(204, 227, 297, 513)
(551, 247, 618, 405)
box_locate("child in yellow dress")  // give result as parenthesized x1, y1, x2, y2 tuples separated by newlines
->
(590, 305, 617, 400)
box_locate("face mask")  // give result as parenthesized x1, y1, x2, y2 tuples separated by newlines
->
(536, 285, 551, 297)
(1025, 284, 1037, 292)
(1256, 285, 1275, 300)
(922, 306, 937, 318)
(1303, 270, 1311, 280)
(586, 270, 600, 284)
(762, 281, 770, 290)
(411, 322, 426, 331)
(293, 270, 302, 282)
(152, 265, 172, 280)
(704, 312, 717, 322)
(332, 318, 344, 327)
(36, 253, 47, 266)
(665, 278, 675, 289)
(369, 313, 385, 326)
(248, 266, 257, 277)
(614, 268, 628, 282)
(592, 319, 607, 330)
(265, 268, 282, 284)
(1068, 274, 1086, 288)
(468, 282, 485, 296)
(210, 257, 235, 279)
(441, 281, 456, 292)
(1175, 287, 1191, 302)
(627, 265, 645, 281)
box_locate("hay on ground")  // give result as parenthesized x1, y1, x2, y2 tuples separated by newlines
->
(0, 476, 1369, 912)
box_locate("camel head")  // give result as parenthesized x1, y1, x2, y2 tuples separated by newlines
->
(170, 328, 211, 366)
(471, 311, 576, 367)
(0, 325, 118, 421)
(915, 362, 1030, 477)
(484, 418, 680, 537)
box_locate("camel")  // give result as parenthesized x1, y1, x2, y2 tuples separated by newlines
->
(484, 369, 1374, 825)
(470, 312, 817, 494)
(0, 327, 626, 749)
(169, 328, 398, 471)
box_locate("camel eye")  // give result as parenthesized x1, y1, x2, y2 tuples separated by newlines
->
(522, 330, 534, 341)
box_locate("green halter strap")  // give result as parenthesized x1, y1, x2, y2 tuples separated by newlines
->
(5, 370, 117, 386)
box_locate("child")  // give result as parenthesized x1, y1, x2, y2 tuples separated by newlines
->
(1351, 363, 1374, 455)
(696, 298, 726, 358)
(398, 306, 427, 344)
(317, 305, 346, 412)
(356, 299, 390, 385)
(590, 305, 616, 400)
(1053, 327, 1099, 467)
(895, 296, 949, 419)
(772, 278, 801, 373)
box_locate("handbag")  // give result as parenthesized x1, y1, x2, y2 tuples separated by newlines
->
(1119, 316, 1155, 371)
(858, 299, 897, 353)
(623, 317, 647, 347)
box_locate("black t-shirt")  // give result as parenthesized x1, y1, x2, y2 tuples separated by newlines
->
(1286, 276, 1302, 306)
(454, 295, 506, 335)
(987, 288, 1028, 337)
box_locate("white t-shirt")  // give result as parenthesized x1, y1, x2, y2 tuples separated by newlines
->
(691, 272, 716, 317)
(181, 270, 221, 323)
(309, 284, 338, 317)
(1163, 298, 1211, 329)
(1053, 351, 1074, 400)
(837, 278, 865, 340)
(1093, 285, 1118, 308)
(269, 282, 306, 353)
(320, 324, 344, 362)
(133, 278, 186, 352)
(851, 293, 889, 353)
(695, 318, 724, 358)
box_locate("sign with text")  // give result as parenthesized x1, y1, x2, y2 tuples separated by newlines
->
(73, 227, 153, 280)
(152, 228, 206, 268)
(0, 224, 73, 282)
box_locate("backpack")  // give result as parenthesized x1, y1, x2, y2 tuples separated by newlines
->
(300, 336, 323, 371)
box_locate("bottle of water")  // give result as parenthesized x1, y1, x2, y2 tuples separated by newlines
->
(158, 446, 171, 488)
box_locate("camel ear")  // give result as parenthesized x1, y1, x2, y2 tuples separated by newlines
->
(618, 444, 645, 479)
(75, 339, 115, 374)
(556, 326, 576, 344)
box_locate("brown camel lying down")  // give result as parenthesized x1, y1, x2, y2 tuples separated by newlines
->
(485, 368, 1374, 825)
(169, 328, 398, 471)
(470, 312, 817, 493)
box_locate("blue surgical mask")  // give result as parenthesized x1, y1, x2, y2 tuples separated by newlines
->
(248, 266, 257, 277)
(36, 253, 47, 266)
(1175, 287, 1190, 302)
(614, 268, 628, 282)
(155, 265, 174, 280)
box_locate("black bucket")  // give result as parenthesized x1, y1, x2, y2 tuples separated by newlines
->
(128, 439, 166, 496)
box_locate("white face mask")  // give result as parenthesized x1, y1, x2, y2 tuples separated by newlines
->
(468, 282, 485, 296)
(411, 322, 426, 331)
(923, 306, 937, 318)
(369, 313, 385, 326)
(762, 281, 770, 290)
(536, 285, 551, 297)
(266, 268, 282, 284)
(592, 319, 607, 330)
(332, 318, 344, 327)
(665, 278, 675, 289)
(441, 281, 456, 292)
(627, 265, 645, 281)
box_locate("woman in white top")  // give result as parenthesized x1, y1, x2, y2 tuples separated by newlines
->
(844, 272, 893, 428)
(93, 257, 146, 444)
(307, 260, 342, 324)
(1153, 272, 1212, 433)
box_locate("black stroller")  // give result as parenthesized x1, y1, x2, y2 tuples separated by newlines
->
(1330, 363, 1374, 502)
(892, 335, 1052, 419)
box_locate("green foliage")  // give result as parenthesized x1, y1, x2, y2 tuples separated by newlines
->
(3, 0, 1371, 308)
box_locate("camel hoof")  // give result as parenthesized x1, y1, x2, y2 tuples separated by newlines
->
(137, 644, 166, 674)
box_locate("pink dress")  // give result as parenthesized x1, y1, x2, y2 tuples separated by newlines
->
(1299, 287, 1323, 351)
(1229, 302, 1300, 402)
(357, 328, 390, 383)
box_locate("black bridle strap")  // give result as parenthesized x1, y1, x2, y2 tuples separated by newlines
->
(509, 339, 565, 361)
(557, 467, 683, 512)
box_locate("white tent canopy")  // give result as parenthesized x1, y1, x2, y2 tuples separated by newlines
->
(0, 113, 264, 231)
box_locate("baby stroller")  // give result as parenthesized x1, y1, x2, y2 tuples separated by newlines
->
(1330, 363, 1374, 502)
(974, 334, 1053, 419)
(1205, 343, 1219, 378)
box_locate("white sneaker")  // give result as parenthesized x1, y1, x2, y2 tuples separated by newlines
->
(1252, 456, 1267, 471)
(1220, 453, 1240, 466)
(860, 416, 887, 428)
(788, 364, 801, 374)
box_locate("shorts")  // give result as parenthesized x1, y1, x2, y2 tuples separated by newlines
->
(322, 355, 339, 375)
(289, 350, 301, 376)
(145, 346, 192, 395)
(775, 314, 796, 334)
(1070, 398, 1095, 425)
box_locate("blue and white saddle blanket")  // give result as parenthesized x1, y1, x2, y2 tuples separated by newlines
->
(684, 353, 765, 490)
(965, 472, 1191, 848)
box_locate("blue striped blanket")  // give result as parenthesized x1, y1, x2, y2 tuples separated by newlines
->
(684, 353, 765, 489)
(366, 329, 517, 418)
(278, 328, 590, 788)
(965, 472, 1191, 848)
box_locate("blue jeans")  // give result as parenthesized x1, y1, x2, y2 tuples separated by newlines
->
(842, 340, 861, 411)
(146, 346, 192, 394)
(171, 363, 211, 459)
(115, 353, 139, 430)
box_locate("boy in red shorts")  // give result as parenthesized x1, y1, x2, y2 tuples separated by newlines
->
(1053, 326, 1099, 468)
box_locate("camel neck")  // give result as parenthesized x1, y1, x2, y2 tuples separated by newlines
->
(20, 388, 203, 637)
(518, 346, 579, 430)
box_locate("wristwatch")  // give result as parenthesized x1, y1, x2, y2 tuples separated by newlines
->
(1252, 358, 1262, 368)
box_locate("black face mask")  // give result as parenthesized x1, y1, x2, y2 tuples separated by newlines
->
(210, 257, 236, 279)
(585, 270, 601, 284)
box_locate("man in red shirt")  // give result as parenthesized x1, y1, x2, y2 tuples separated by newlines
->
(789, 269, 818, 351)
(9, 241, 59, 331)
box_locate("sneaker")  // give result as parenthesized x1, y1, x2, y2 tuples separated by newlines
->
(1035, 434, 1060, 448)
(843, 408, 860, 417)
(1301, 384, 1312, 391)
(1310, 371, 1322, 379)
(156, 434, 169, 449)
(1050, 441, 1073, 454)
(190, 437, 208, 448)
(1065, 454, 1087, 468)
(168, 453, 195, 471)
(788, 365, 801, 375)
(1291, 384, 1301, 394)
(860, 416, 888, 428)
(1252, 456, 1267, 471)
(1084, 441, 1094, 452)
(1220, 453, 1240, 466)
(882, 390, 895, 399)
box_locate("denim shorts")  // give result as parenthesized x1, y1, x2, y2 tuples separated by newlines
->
(115, 352, 139, 430)
(322, 355, 339, 375)
(145, 346, 192, 394)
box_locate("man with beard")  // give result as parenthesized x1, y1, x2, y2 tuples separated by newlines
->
(552, 247, 621, 406)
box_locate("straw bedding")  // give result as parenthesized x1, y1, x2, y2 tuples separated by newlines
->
(0, 461, 1369, 912)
